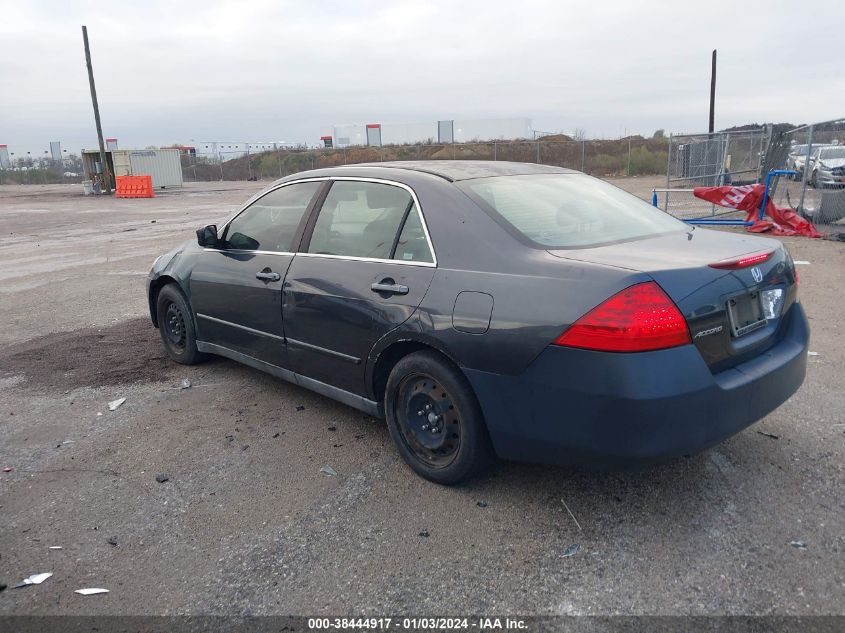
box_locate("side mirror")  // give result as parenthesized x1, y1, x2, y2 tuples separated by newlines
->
(196, 224, 218, 248)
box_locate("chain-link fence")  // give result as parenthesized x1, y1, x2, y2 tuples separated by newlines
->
(0, 155, 85, 185)
(178, 137, 670, 183)
(654, 129, 770, 221)
(766, 118, 845, 226)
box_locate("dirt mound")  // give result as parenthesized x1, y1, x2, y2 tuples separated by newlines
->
(1, 318, 176, 390)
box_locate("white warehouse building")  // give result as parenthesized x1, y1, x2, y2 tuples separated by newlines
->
(319, 118, 533, 148)
(195, 141, 298, 161)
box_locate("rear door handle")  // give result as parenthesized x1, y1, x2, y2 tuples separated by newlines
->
(256, 271, 281, 282)
(371, 282, 409, 295)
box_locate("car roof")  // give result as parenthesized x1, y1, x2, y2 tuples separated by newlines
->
(336, 160, 577, 182)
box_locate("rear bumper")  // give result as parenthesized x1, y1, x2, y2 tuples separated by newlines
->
(465, 303, 809, 468)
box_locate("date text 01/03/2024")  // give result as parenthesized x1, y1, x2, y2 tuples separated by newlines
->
(307, 617, 528, 630)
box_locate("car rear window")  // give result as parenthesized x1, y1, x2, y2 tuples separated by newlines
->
(460, 174, 687, 248)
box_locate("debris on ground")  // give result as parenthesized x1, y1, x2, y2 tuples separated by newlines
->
(327, 425, 337, 431)
(107, 536, 118, 547)
(320, 465, 338, 477)
(3, 467, 11, 473)
(14, 572, 52, 588)
(241, 444, 249, 451)
(0, 582, 6, 592)
(225, 434, 234, 442)
(790, 540, 807, 550)
(476, 501, 488, 508)
(418, 530, 430, 538)
(793, 260, 811, 265)
(74, 588, 109, 595)
(296, 405, 305, 411)
(155, 474, 169, 483)
(562, 544, 580, 558)
(272, 432, 280, 438)
(179, 378, 192, 389)
(808, 351, 819, 356)
(757, 431, 780, 440)
(107, 397, 126, 411)
(48, 546, 62, 550)
(562, 499, 583, 531)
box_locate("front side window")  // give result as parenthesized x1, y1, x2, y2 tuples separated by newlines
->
(308, 181, 413, 259)
(460, 174, 687, 249)
(224, 182, 321, 251)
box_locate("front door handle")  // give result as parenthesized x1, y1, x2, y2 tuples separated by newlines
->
(371, 281, 409, 295)
(256, 271, 281, 282)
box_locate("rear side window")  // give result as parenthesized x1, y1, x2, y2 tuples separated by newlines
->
(461, 174, 686, 248)
(224, 182, 320, 251)
(308, 181, 412, 259)
(394, 204, 434, 263)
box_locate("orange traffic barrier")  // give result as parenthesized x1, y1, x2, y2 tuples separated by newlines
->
(115, 175, 154, 198)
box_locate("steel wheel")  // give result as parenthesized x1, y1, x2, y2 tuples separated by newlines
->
(155, 283, 206, 365)
(164, 301, 187, 352)
(395, 372, 464, 469)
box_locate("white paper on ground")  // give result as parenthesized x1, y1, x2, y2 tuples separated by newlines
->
(23, 572, 52, 585)
(107, 398, 126, 411)
(74, 588, 109, 595)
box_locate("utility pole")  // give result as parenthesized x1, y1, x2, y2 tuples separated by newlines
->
(82, 25, 111, 193)
(708, 49, 717, 135)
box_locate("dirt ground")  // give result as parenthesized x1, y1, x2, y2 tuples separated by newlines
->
(0, 177, 843, 616)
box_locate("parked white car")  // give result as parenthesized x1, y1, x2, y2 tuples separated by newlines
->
(787, 144, 811, 179)
(810, 145, 845, 188)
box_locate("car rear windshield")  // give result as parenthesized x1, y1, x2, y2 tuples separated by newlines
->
(460, 174, 687, 248)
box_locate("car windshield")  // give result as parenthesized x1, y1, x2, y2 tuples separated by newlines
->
(460, 174, 687, 248)
(820, 147, 845, 159)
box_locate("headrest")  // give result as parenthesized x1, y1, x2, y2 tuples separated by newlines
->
(366, 185, 410, 210)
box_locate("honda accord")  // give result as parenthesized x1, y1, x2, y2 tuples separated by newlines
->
(147, 161, 809, 483)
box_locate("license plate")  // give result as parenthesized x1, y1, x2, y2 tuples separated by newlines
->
(727, 291, 766, 338)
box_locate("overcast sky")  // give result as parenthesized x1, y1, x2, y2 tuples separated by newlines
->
(1, 0, 842, 154)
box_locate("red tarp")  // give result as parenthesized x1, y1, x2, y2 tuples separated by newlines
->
(693, 183, 823, 238)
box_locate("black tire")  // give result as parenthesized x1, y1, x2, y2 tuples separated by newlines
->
(156, 284, 206, 365)
(384, 350, 493, 484)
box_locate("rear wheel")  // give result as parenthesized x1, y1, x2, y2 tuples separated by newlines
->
(385, 351, 493, 484)
(156, 284, 206, 365)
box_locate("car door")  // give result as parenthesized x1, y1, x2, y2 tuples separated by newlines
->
(189, 180, 324, 367)
(282, 179, 437, 395)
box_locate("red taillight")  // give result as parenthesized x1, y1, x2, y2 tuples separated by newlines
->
(553, 282, 691, 352)
(708, 250, 773, 270)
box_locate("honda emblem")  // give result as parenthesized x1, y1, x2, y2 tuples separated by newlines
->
(751, 267, 763, 283)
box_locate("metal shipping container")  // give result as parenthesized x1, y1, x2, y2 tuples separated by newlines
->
(82, 148, 183, 189)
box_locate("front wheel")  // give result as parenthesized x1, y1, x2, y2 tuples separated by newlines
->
(385, 351, 493, 484)
(156, 284, 206, 365)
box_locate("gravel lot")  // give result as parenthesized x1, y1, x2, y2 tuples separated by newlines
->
(0, 178, 843, 616)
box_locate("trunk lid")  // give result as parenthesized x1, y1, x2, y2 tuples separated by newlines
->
(548, 229, 798, 371)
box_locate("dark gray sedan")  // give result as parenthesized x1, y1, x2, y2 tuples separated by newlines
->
(147, 161, 808, 484)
